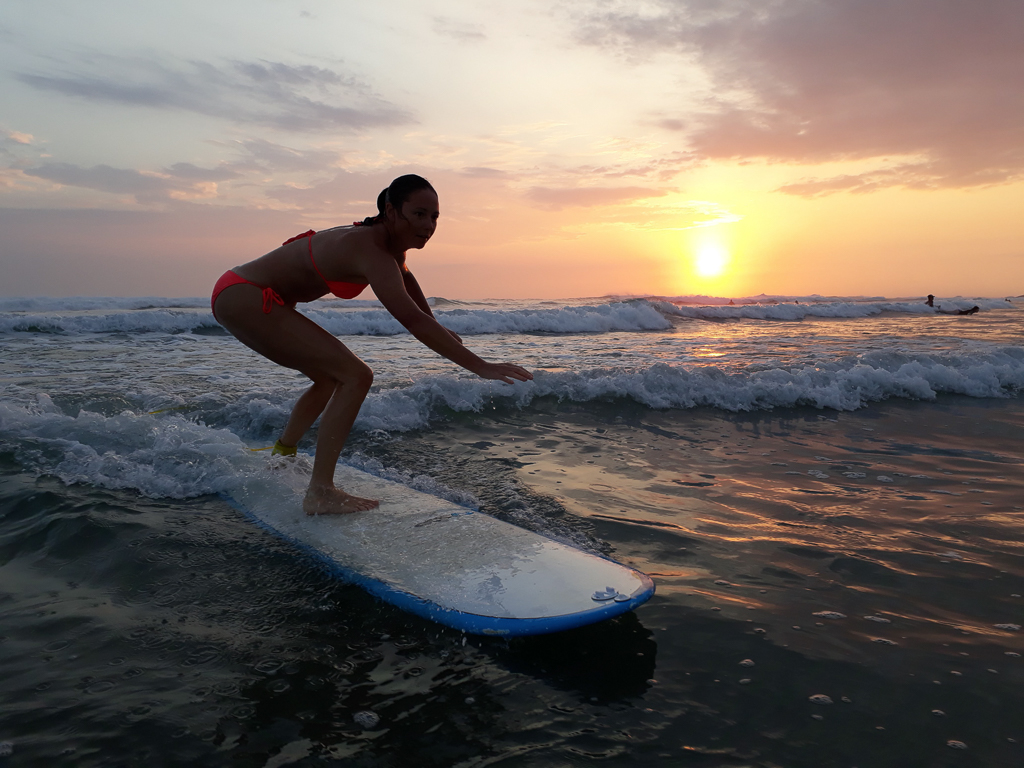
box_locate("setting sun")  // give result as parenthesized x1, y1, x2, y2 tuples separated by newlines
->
(694, 240, 729, 278)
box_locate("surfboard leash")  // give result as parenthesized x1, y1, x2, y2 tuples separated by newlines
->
(145, 405, 286, 453)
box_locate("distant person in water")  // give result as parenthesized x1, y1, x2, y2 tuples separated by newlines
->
(925, 294, 979, 315)
(211, 174, 533, 515)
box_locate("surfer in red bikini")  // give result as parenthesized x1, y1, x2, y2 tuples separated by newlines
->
(212, 174, 533, 516)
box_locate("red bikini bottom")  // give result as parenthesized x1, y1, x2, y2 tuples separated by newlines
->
(211, 270, 285, 321)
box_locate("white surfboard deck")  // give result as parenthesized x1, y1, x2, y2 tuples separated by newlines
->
(225, 463, 654, 636)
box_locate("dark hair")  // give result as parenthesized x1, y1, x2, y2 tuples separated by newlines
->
(361, 174, 435, 225)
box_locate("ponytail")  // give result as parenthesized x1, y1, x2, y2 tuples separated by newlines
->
(358, 174, 434, 226)
(358, 188, 388, 226)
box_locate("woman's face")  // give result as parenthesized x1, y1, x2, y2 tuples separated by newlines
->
(392, 188, 439, 249)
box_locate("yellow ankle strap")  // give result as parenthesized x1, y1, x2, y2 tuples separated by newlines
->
(271, 439, 297, 457)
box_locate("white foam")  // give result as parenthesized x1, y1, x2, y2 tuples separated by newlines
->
(0, 295, 460, 314)
(0, 296, 208, 312)
(654, 298, 1007, 321)
(348, 347, 1024, 432)
(304, 301, 672, 336)
(6, 347, 1022, 460)
(0, 309, 219, 335)
(0, 397, 477, 505)
(0, 301, 670, 336)
(0, 396, 257, 498)
(3, 296, 1015, 336)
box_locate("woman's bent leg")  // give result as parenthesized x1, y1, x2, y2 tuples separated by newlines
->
(279, 379, 335, 449)
(303, 364, 375, 515)
(214, 285, 379, 514)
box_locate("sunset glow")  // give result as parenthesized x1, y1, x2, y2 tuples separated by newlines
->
(0, 0, 1020, 298)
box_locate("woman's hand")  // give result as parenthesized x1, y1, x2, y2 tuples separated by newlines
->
(443, 326, 463, 344)
(475, 362, 534, 385)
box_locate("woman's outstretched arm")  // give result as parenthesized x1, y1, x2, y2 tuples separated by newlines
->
(402, 268, 463, 343)
(369, 258, 531, 384)
(402, 269, 434, 316)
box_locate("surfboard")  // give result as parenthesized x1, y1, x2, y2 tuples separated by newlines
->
(225, 463, 655, 636)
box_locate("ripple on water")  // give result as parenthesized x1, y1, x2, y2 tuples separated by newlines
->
(253, 659, 283, 675)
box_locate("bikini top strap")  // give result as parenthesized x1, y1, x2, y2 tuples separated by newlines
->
(282, 229, 316, 246)
(301, 231, 334, 286)
(280, 229, 324, 279)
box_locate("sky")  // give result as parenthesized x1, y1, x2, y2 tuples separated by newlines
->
(1, 0, 1021, 299)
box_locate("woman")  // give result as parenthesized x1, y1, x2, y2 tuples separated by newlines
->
(211, 174, 533, 515)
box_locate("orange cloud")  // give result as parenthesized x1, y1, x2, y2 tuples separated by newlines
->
(578, 0, 1024, 191)
(526, 185, 666, 210)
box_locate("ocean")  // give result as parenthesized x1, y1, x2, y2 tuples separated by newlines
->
(1, 293, 1022, 767)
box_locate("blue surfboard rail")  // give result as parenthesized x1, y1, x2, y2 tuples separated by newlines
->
(222, 494, 656, 637)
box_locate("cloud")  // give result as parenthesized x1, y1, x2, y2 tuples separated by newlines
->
(3, 129, 33, 145)
(17, 55, 414, 133)
(229, 138, 342, 174)
(262, 169, 390, 214)
(433, 16, 487, 41)
(774, 162, 987, 196)
(0, 204, 302, 297)
(23, 162, 228, 203)
(162, 162, 241, 182)
(527, 185, 666, 210)
(575, 0, 1024, 192)
(459, 166, 509, 178)
(558, 152, 700, 182)
(12, 137, 350, 205)
(555, 195, 741, 231)
(0, 128, 38, 165)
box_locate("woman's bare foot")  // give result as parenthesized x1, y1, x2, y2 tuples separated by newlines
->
(303, 485, 379, 515)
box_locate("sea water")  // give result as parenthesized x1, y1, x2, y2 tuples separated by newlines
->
(0, 294, 1021, 767)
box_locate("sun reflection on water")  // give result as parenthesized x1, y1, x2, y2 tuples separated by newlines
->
(692, 346, 727, 358)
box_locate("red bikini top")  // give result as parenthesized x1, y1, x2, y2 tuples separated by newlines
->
(283, 229, 368, 299)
